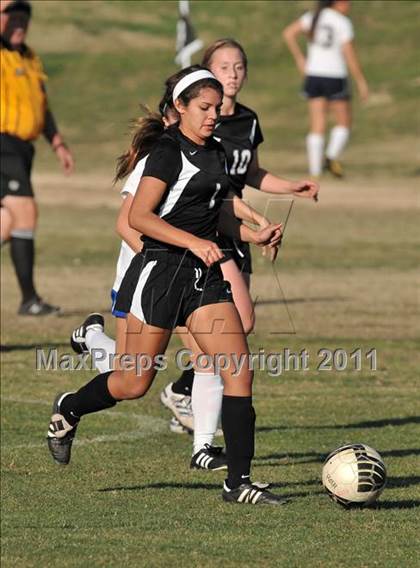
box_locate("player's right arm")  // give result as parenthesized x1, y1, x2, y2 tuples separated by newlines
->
(129, 176, 223, 267)
(282, 19, 306, 76)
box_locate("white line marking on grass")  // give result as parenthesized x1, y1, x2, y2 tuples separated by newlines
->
(1, 396, 169, 450)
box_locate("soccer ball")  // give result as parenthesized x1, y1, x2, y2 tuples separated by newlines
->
(322, 444, 387, 507)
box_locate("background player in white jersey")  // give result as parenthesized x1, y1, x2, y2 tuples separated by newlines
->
(283, 0, 369, 178)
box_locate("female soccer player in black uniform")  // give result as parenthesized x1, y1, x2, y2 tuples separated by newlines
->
(47, 66, 287, 506)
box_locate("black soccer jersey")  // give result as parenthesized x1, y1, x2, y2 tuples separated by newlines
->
(141, 126, 231, 251)
(213, 102, 264, 196)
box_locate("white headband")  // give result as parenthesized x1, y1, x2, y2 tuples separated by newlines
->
(172, 70, 217, 102)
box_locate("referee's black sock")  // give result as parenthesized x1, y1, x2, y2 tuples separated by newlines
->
(172, 367, 194, 396)
(10, 231, 37, 303)
(222, 395, 256, 490)
(60, 372, 117, 426)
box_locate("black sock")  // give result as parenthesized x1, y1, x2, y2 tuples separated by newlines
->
(172, 367, 194, 396)
(60, 371, 117, 426)
(10, 235, 37, 303)
(222, 395, 255, 490)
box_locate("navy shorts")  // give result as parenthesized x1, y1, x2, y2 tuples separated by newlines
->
(111, 289, 127, 318)
(217, 234, 252, 275)
(303, 76, 351, 101)
(0, 134, 35, 199)
(115, 248, 233, 330)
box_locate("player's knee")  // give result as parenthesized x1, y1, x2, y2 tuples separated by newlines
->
(120, 378, 151, 399)
(5, 197, 37, 229)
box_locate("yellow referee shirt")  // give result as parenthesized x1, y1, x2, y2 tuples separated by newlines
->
(0, 44, 47, 141)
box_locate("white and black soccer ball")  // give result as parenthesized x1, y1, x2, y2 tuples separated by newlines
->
(322, 444, 387, 507)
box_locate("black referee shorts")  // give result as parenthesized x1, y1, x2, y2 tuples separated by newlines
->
(115, 248, 233, 330)
(0, 134, 35, 199)
(302, 76, 351, 101)
(217, 234, 253, 275)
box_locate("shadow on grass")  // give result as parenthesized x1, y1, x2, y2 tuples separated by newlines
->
(387, 476, 420, 488)
(0, 342, 68, 352)
(255, 448, 420, 465)
(98, 482, 221, 492)
(367, 500, 420, 510)
(256, 416, 420, 433)
(57, 308, 111, 318)
(98, 481, 324, 498)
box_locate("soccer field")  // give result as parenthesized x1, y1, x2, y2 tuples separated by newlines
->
(1, 1, 420, 566)
(1, 175, 419, 567)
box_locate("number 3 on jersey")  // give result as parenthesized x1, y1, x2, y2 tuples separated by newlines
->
(209, 183, 221, 209)
(230, 149, 251, 176)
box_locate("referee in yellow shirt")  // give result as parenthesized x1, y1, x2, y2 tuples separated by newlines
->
(1, 0, 74, 315)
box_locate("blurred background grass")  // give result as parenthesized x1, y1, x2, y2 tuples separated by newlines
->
(30, 0, 420, 178)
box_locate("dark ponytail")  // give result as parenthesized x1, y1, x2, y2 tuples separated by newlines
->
(309, 0, 334, 40)
(114, 74, 178, 183)
(114, 108, 164, 183)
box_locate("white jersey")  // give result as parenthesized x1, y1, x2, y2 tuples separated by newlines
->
(300, 8, 354, 78)
(112, 156, 147, 293)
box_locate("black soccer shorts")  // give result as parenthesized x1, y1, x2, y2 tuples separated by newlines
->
(302, 76, 351, 101)
(115, 248, 233, 330)
(0, 134, 35, 199)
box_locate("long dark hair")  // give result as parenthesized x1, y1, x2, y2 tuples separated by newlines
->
(201, 38, 248, 75)
(309, 0, 335, 40)
(115, 65, 223, 182)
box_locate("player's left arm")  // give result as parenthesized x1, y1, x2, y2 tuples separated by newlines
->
(218, 192, 282, 250)
(246, 150, 319, 201)
(42, 84, 74, 174)
(228, 193, 270, 228)
(342, 41, 369, 102)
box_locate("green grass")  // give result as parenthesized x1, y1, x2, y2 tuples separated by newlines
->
(2, 1, 420, 566)
(28, 0, 420, 176)
(2, 176, 420, 566)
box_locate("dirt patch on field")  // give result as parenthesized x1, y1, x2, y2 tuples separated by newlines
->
(243, 176, 419, 213)
(33, 173, 121, 209)
(33, 172, 419, 213)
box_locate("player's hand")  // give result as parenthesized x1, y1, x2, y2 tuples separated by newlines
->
(358, 80, 369, 103)
(56, 144, 74, 175)
(254, 224, 282, 264)
(292, 179, 319, 202)
(189, 238, 224, 267)
(262, 242, 280, 262)
(297, 56, 306, 76)
(258, 217, 271, 258)
(254, 223, 283, 247)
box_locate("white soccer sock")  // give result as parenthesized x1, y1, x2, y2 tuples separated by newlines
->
(85, 328, 116, 373)
(306, 132, 325, 176)
(192, 372, 224, 455)
(326, 126, 350, 160)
